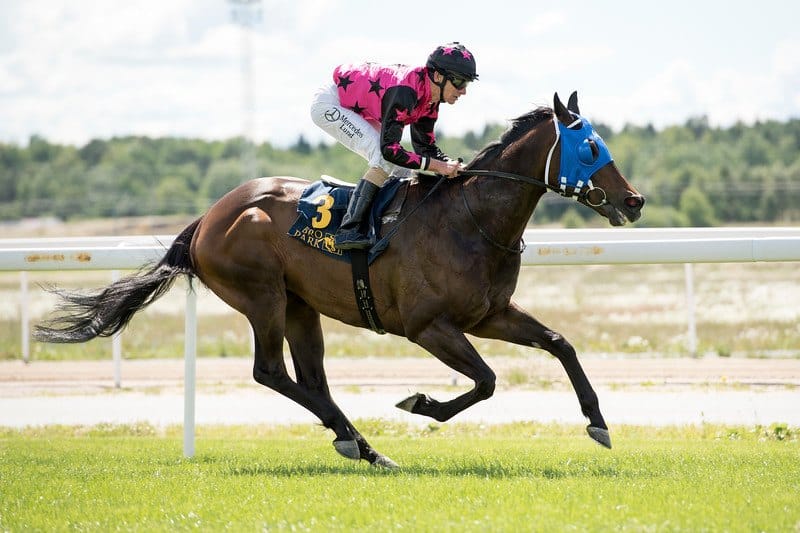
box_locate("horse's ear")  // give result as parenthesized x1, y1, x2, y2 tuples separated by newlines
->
(567, 91, 580, 114)
(553, 92, 572, 124)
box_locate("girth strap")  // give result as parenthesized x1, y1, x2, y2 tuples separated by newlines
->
(349, 249, 385, 334)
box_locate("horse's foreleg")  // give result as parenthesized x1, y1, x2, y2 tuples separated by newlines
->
(468, 302, 611, 448)
(397, 321, 496, 422)
(284, 293, 397, 468)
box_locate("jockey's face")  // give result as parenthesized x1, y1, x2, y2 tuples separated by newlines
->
(431, 72, 468, 105)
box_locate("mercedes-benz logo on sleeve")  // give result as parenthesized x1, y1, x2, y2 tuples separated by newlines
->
(324, 108, 341, 122)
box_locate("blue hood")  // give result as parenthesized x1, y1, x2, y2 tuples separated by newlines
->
(557, 115, 613, 192)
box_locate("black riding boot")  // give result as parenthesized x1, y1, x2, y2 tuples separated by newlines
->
(334, 179, 380, 250)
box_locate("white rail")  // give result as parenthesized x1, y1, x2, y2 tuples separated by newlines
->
(0, 235, 175, 270)
(3, 228, 799, 270)
(2, 226, 799, 456)
(521, 227, 800, 264)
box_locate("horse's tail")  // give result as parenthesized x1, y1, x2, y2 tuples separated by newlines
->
(34, 217, 203, 344)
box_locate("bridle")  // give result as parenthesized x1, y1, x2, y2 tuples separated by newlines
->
(458, 116, 610, 254)
(460, 117, 610, 206)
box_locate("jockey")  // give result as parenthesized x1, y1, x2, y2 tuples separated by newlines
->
(310, 42, 479, 250)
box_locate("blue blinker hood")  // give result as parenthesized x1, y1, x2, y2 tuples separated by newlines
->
(556, 114, 613, 193)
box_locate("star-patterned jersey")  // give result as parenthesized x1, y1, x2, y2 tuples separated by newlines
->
(333, 62, 449, 171)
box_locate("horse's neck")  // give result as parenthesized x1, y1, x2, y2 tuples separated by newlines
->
(463, 148, 548, 249)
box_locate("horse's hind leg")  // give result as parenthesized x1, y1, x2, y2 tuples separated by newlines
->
(195, 208, 386, 464)
(284, 293, 398, 468)
(246, 288, 367, 461)
(468, 302, 611, 448)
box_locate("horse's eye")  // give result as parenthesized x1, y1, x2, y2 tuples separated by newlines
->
(577, 139, 598, 165)
(588, 140, 599, 159)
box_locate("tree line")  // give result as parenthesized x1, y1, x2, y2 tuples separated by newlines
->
(1, 114, 799, 226)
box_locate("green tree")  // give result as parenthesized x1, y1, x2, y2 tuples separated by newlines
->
(200, 159, 246, 203)
(291, 135, 312, 155)
(680, 186, 717, 226)
(154, 176, 197, 215)
(1, 115, 799, 224)
(559, 208, 586, 228)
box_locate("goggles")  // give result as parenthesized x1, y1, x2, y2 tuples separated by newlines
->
(447, 74, 470, 90)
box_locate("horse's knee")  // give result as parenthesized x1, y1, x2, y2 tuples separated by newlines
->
(542, 331, 576, 360)
(475, 370, 496, 400)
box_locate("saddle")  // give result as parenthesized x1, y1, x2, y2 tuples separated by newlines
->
(288, 176, 408, 264)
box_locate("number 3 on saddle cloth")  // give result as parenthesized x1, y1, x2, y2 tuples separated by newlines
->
(288, 176, 407, 264)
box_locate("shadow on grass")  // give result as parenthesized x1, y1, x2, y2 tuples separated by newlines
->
(224, 460, 645, 480)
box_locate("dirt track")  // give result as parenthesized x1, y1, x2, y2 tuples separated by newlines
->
(3, 356, 800, 429)
(2, 356, 799, 397)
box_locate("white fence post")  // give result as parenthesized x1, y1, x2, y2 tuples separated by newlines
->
(20, 271, 29, 363)
(183, 281, 197, 458)
(249, 325, 255, 357)
(684, 263, 698, 357)
(111, 270, 122, 388)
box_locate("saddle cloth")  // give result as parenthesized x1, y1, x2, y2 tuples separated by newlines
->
(288, 176, 407, 264)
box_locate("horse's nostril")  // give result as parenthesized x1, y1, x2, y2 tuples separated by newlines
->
(625, 196, 644, 209)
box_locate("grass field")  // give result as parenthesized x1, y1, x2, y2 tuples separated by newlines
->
(2, 261, 799, 361)
(1, 422, 798, 531)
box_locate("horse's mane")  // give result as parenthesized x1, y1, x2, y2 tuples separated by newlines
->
(468, 106, 554, 168)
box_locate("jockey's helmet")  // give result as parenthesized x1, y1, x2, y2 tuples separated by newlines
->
(426, 42, 479, 82)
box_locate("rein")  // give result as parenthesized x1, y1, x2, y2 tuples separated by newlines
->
(459, 117, 608, 204)
(456, 117, 609, 254)
(459, 184, 526, 254)
(460, 168, 608, 204)
(370, 175, 447, 256)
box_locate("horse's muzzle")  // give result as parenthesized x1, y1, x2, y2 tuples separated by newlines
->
(623, 194, 645, 222)
(625, 195, 645, 210)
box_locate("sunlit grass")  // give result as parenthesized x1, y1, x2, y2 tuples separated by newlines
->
(1, 422, 798, 531)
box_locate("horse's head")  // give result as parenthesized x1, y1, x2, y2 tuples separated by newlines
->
(551, 92, 645, 226)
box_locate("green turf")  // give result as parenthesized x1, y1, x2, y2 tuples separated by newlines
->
(1, 422, 798, 531)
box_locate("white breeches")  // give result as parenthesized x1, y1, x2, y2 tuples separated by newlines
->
(310, 83, 412, 178)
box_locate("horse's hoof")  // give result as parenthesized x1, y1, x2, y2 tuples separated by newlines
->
(587, 426, 612, 449)
(395, 393, 424, 413)
(333, 439, 360, 460)
(371, 454, 400, 470)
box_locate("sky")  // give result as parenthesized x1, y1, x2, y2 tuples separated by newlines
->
(1, 0, 799, 148)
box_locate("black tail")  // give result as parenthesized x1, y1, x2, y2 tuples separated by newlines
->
(34, 217, 203, 344)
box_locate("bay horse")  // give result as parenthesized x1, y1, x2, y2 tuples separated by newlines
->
(35, 92, 644, 468)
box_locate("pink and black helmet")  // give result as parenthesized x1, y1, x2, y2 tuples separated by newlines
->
(426, 42, 479, 81)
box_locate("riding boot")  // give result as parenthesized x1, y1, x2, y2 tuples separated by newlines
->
(334, 179, 380, 250)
